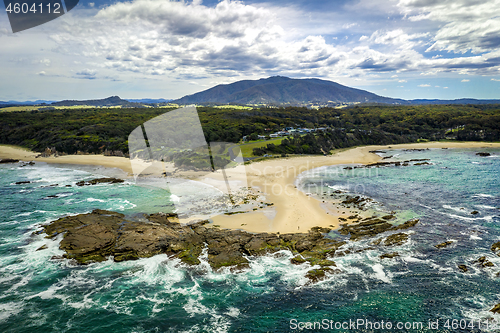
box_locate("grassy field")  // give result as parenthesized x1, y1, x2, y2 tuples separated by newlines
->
(234, 137, 285, 157)
(213, 105, 254, 110)
(0, 105, 126, 112)
(0, 106, 42, 112)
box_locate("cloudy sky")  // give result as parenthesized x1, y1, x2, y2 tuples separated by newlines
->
(1, 0, 500, 101)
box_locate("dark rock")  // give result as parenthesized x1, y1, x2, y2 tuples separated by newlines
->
(392, 218, 419, 230)
(338, 217, 393, 240)
(0, 158, 19, 164)
(76, 177, 124, 186)
(476, 152, 491, 157)
(380, 252, 399, 259)
(19, 161, 35, 167)
(383, 233, 408, 246)
(473, 256, 495, 268)
(338, 217, 418, 241)
(40, 147, 57, 157)
(291, 255, 307, 265)
(491, 303, 500, 314)
(471, 211, 479, 215)
(492, 242, 500, 255)
(305, 268, 335, 283)
(458, 264, 468, 273)
(434, 241, 454, 249)
(15, 181, 31, 185)
(36, 245, 48, 251)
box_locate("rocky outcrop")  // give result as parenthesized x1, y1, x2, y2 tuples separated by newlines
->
(382, 233, 409, 246)
(40, 210, 344, 271)
(473, 256, 495, 268)
(39, 147, 58, 157)
(39, 210, 420, 283)
(343, 159, 431, 170)
(75, 177, 124, 186)
(458, 264, 469, 273)
(491, 303, 500, 313)
(380, 252, 399, 259)
(435, 241, 454, 249)
(476, 152, 491, 157)
(337, 217, 418, 241)
(492, 242, 500, 255)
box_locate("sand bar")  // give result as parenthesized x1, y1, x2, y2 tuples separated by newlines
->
(2, 142, 499, 233)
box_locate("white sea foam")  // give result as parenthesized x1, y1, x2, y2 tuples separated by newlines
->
(476, 205, 498, 210)
(443, 205, 468, 213)
(473, 193, 494, 198)
(371, 264, 391, 283)
(86, 198, 106, 203)
(0, 301, 24, 321)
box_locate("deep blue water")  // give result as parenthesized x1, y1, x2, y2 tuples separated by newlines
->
(0, 149, 499, 332)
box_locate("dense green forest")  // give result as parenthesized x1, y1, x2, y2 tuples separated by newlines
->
(0, 104, 499, 156)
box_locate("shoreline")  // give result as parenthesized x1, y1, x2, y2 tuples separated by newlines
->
(2, 142, 499, 233)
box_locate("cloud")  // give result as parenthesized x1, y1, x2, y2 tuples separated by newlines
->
(75, 69, 97, 79)
(37, 71, 46, 76)
(492, 78, 500, 81)
(398, 0, 500, 53)
(41, 0, 500, 82)
(418, 84, 430, 87)
(461, 79, 470, 82)
(399, 79, 407, 82)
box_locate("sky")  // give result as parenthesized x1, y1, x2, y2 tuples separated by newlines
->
(1, 0, 500, 101)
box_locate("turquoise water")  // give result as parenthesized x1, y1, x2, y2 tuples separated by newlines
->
(1, 149, 499, 332)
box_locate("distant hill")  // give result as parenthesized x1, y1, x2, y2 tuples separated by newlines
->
(125, 98, 172, 104)
(408, 98, 500, 105)
(172, 76, 406, 106)
(0, 100, 55, 106)
(51, 96, 144, 108)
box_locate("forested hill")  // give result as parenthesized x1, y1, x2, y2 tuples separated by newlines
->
(0, 104, 498, 157)
(51, 96, 144, 108)
(173, 76, 403, 106)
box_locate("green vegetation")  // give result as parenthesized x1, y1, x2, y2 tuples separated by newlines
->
(236, 138, 285, 157)
(0, 104, 498, 156)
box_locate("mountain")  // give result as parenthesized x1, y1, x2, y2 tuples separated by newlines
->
(172, 76, 406, 106)
(51, 96, 144, 108)
(0, 100, 55, 105)
(125, 98, 172, 104)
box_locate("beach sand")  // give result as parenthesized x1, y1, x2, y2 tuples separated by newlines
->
(2, 142, 499, 233)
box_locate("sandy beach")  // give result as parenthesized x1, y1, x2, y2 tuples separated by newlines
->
(2, 141, 499, 233)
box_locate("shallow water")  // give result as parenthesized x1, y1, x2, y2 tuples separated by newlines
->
(1, 149, 500, 332)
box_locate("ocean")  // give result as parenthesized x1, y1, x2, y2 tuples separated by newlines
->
(0, 148, 499, 332)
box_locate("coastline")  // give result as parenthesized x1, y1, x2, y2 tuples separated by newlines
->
(2, 142, 499, 234)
